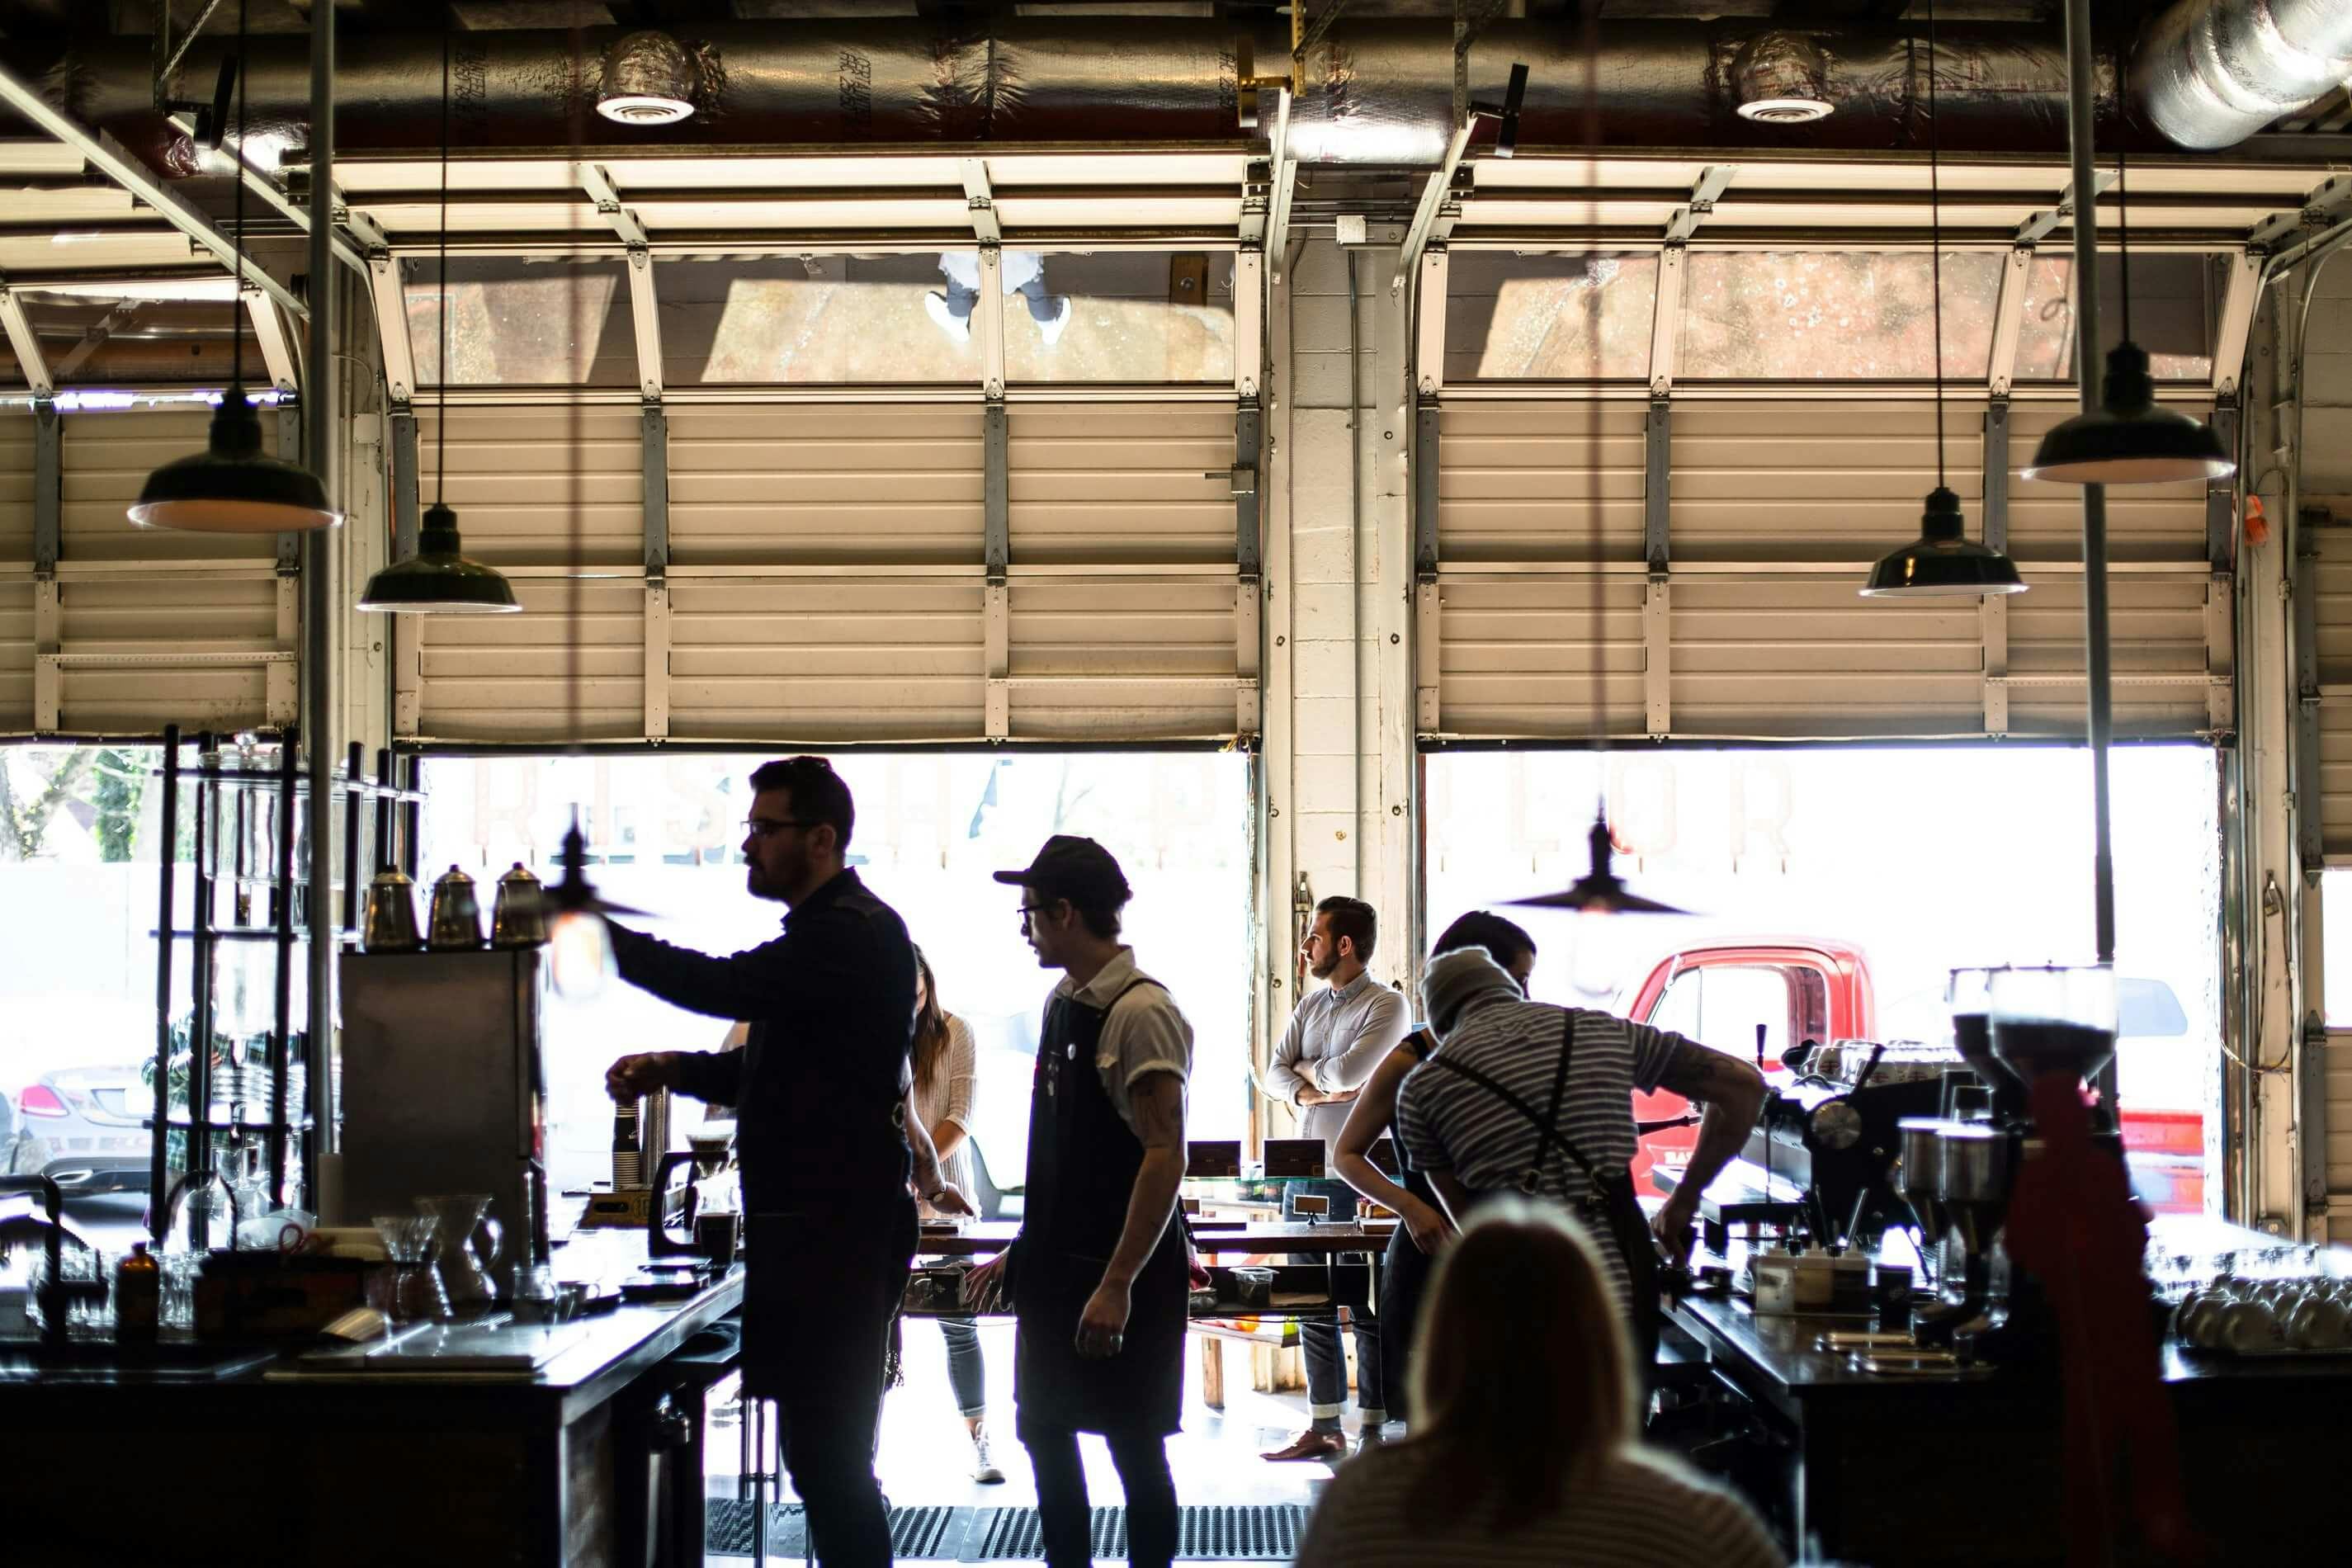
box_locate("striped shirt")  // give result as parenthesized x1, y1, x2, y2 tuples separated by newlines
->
(1395, 996, 1685, 1300)
(1295, 1443, 1785, 1568)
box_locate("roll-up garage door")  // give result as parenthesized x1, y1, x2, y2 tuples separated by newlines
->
(50, 409, 287, 736)
(1008, 403, 1240, 740)
(404, 399, 1242, 745)
(1432, 398, 2220, 742)
(0, 411, 31, 732)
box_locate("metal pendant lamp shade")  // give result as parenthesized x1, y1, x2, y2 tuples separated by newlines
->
(128, 390, 341, 533)
(1507, 810, 1692, 917)
(357, 503, 521, 613)
(2019, 342, 2237, 485)
(1861, 486, 2027, 598)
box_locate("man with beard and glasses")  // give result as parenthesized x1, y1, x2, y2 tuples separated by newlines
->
(1258, 895, 1409, 1462)
(602, 756, 964, 1568)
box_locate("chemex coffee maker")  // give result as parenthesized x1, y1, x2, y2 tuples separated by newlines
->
(1852, 964, 2128, 1374)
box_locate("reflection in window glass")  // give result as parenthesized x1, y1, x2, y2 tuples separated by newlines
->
(20, 292, 260, 386)
(2015, 253, 2220, 382)
(659, 254, 982, 385)
(408, 257, 635, 385)
(418, 751, 1252, 1195)
(1443, 252, 1657, 381)
(1003, 250, 1234, 384)
(2323, 869, 2352, 1027)
(1680, 250, 2002, 379)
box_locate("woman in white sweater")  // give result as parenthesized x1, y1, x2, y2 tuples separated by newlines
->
(1295, 1199, 1784, 1568)
(909, 947, 1001, 1483)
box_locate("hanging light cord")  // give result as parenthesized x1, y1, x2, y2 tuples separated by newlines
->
(1925, 0, 1945, 491)
(2117, 143, 2131, 346)
(435, 26, 451, 509)
(1584, 0, 1606, 757)
(228, 0, 248, 396)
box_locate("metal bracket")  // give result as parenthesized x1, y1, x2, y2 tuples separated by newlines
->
(1644, 576, 1671, 738)
(1649, 245, 1687, 395)
(1396, 156, 1474, 295)
(1643, 394, 1671, 573)
(958, 158, 1003, 247)
(1415, 395, 1442, 580)
(2213, 253, 2262, 397)
(1982, 399, 2012, 554)
(1234, 396, 1263, 581)
(976, 244, 1007, 400)
(2250, 174, 2352, 255)
(2300, 1017, 2332, 1223)
(1987, 247, 2032, 398)
(389, 404, 420, 563)
(2015, 170, 2115, 247)
(0, 276, 51, 394)
(247, 289, 301, 394)
(2296, 523, 2325, 880)
(1415, 248, 1449, 397)
(2208, 400, 2240, 570)
(369, 251, 416, 404)
(985, 400, 1009, 584)
(31, 396, 59, 577)
(641, 402, 669, 584)
(1240, 158, 1272, 249)
(1663, 164, 1737, 244)
(626, 245, 663, 400)
(579, 164, 649, 248)
(274, 406, 302, 573)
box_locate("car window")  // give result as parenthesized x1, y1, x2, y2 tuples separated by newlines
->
(1651, 965, 1792, 1065)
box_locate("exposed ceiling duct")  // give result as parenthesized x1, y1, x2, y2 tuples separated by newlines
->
(2, 12, 2335, 168)
(2135, 0, 2352, 152)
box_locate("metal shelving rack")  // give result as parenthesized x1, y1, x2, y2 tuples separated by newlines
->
(145, 722, 424, 1240)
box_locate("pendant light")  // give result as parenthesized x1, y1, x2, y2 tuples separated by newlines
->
(130, 0, 339, 535)
(358, 27, 519, 614)
(1861, 0, 2024, 600)
(1504, 2, 1690, 981)
(2021, 147, 2236, 485)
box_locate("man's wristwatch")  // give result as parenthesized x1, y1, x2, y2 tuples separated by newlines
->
(925, 1186, 950, 1205)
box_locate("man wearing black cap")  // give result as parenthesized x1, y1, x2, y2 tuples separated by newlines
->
(964, 835, 1192, 1568)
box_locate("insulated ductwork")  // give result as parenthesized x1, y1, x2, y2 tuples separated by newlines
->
(7, 17, 2180, 166)
(2135, 0, 2352, 152)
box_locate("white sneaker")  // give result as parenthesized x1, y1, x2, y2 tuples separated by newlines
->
(925, 290, 973, 342)
(1037, 294, 1074, 347)
(971, 1426, 1005, 1484)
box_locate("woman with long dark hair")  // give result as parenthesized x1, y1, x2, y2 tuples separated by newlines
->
(1296, 1201, 1782, 1567)
(907, 946, 1002, 1482)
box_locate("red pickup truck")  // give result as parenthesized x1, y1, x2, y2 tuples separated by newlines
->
(1619, 937, 2206, 1215)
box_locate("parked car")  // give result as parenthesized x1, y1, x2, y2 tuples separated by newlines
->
(1618, 938, 2208, 1216)
(5, 996, 156, 1199)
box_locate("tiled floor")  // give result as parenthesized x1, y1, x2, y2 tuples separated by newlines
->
(705, 1316, 1364, 1562)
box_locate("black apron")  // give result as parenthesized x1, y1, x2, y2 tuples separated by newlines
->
(1425, 1011, 1661, 1371)
(1011, 978, 1189, 1438)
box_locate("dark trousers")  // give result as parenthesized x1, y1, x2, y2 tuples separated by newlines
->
(1377, 1221, 1437, 1424)
(1284, 1179, 1381, 1419)
(1024, 1427, 1178, 1568)
(747, 1211, 915, 1568)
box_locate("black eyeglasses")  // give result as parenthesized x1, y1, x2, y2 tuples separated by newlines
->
(1018, 900, 1063, 932)
(744, 817, 814, 839)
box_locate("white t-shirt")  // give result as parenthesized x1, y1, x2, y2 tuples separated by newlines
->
(1046, 946, 1192, 1136)
(1296, 1443, 1785, 1568)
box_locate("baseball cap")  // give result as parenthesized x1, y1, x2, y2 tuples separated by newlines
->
(993, 834, 1133, 909)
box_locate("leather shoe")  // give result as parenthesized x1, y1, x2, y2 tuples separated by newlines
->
(1259, 1429, 1348, 1463)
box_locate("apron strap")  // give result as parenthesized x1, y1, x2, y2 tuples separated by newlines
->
(1426, 1010, 1611, 1197)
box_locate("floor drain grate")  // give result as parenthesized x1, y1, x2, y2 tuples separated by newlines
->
(706, 1500, 1306, 1561)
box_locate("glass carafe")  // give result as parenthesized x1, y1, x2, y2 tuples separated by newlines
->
(372, 1214, 450, 1323)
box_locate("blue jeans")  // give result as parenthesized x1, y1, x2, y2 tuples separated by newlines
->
(937, 1315, 987, 1419)
(1284, 1180, 1382, 1423)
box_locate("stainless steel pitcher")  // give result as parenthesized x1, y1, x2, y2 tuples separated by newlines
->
(426, 865, 484, 951)
(490, 862, 546, 947)
(361, 867, 423, 953)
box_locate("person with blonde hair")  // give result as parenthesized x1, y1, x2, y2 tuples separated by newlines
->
(1294, 1201, 1783, 1568)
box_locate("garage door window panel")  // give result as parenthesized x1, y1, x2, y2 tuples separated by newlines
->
(407, 257, 635, 387)
(658, 255, 982, 385)
(2014, 252, 2223, 384)
(1679, 250, 2002, 381)
(1443, 252, 1658, 383)
(1002, 251, 1234, 385)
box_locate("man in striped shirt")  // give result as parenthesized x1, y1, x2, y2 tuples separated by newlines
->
(1396, 938, 1767, 1363)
